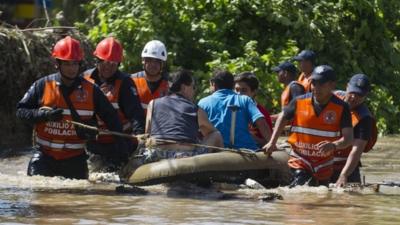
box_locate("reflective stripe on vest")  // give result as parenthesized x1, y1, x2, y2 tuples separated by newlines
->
(333, 156, 348, 162)
(290, 150, 334, 174)
(141, 103, 148, 109)
(61, 109, 94, 117)
(35, 136, 85, 150)
(111, 102, 119, 109)
(291, 126, 341, 138)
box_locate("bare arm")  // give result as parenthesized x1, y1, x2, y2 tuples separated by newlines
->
(198, 108, 218, 136)
(198, 108, 223, 147)
(335, 139, 366, 187)
(262, 112, 289, 154)
(317, 127, 353, 153)
(144, 100, 154, 134)
(254, 117, 272, 144)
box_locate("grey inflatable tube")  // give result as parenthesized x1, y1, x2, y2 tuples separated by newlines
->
(127, 151, 291, 187)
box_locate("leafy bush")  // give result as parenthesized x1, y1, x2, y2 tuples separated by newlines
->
(78, 0, 400, 134)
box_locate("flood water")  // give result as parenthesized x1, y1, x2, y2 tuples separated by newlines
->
(1, 136, 399, 224)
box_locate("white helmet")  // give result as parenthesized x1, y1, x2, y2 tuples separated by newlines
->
(141, 40, 167, 61)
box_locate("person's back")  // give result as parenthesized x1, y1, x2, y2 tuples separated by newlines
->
(143, 69, 223, 161)
(198, 71, 265, 150)
(150, 94, 199, 143)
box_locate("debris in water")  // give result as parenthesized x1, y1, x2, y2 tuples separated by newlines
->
(258, 192, 284, 201)
(115, 185, 148, 195)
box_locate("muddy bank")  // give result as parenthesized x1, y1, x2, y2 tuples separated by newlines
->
(0, 26, 93, 149)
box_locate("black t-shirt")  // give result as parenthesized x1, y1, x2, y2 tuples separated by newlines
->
(289, 83, 305, 101)
(353, 115, 372, 140)
(283, 94, 352, 129)
(147, 78, 164, 94)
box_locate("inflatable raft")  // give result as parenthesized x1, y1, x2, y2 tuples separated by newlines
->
(122, 150, 291, 188)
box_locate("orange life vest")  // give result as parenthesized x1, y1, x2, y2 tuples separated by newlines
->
(83, 71, 131, 143)
(298, 72, 312, 92)
(287, 94, 345, 181)
(333, 91, 378, 170)
(35, 78, 95, 160)
(131, 71, 169, 114)
(281, 81, 301, 108)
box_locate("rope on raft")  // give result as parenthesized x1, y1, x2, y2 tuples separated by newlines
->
(66, 120, 258, 156)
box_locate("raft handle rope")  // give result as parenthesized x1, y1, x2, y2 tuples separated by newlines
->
(145, 138, 257, 156)
(65, 120, 148, 140)
(66, 120, 257, 156)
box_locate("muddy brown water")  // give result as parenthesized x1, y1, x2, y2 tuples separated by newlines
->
(1, 136, 399, 224)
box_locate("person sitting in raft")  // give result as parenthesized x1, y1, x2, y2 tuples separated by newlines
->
(332, 74, 377, 187)
(198, 70, 271, 151)
(144, 69, 223, 161)
(263, 65, 353, 187)
(234, 72, 273, 147)
(270, 61, 305, 121)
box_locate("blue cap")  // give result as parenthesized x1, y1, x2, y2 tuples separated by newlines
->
(347, 74, 370, 96)
(293, 50, 316, 61)
(310, 65, 336, 82)
(272, 61, 297, 74)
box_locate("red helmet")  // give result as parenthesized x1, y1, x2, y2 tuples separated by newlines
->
(93, 37, 123, 63)
(52, 36, 84, 61)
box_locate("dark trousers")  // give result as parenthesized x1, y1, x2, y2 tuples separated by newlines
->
(86, 140, 137, 172)
(289, 169, 329, 188)
(27, 150, 88, 179)
(331, 165, 361, 183)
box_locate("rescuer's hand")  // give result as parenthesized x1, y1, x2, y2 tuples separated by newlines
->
(39, 108, 64, 121)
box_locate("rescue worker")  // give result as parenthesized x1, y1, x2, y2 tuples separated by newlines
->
(332, 74, 377, 187)
(131, 40, 169, 114)
(271, 61, 305, 121)
(144, 69, 223, 161)
(83, 37, 145, 171)
(198, 70, 271, 151)
(16, 36, 128, 179)
(293, 50, 316, 92)
(263, 65, 353, 187)
(234, 72, 273, 147)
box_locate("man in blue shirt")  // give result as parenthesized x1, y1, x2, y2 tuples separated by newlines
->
(198, 71, 271, 150)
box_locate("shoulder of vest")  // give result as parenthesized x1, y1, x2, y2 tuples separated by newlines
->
(330, 94, 347, 106)
(354, 104, 373, 118)
(115, 70, 129, 79)
(83, 68, 96, 77)
(297, 92, 312, 100)
(131, 71, 145, 78)
(77, 76, 95, 88)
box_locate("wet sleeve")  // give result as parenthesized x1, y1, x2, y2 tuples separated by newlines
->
(93, 85, 123, 133)
(289, 83, 305, 100)
(118, 77, 145, 134)
(353, 117, 372, 140)
(16, 79, 47, 124)
(340, 103, 352, 129)
(282, 98, 297, 120)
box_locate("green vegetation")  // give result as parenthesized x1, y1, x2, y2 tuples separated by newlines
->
(77, 0, 400, 134)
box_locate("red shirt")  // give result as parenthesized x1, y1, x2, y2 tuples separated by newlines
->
(249, 103, 273, 139)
